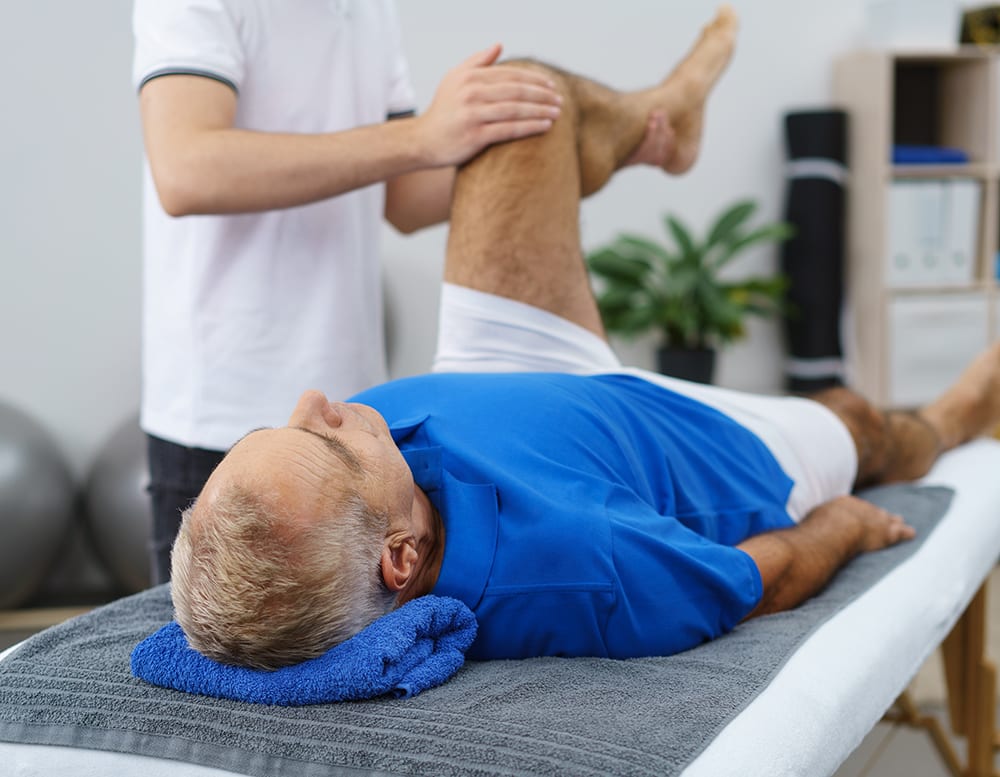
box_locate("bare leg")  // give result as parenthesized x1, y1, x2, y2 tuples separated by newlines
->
(740, 349, 1000, 618)
(444, 6, 737, 338)
(811, 342, 1000, 488)
(574, 4, 738, 191)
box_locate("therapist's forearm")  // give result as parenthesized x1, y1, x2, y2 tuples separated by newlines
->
(148, 119, 436, 217)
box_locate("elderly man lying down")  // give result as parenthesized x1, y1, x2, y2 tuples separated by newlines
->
(170, 7, 1000, 669)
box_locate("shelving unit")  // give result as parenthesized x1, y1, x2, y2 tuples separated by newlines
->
(833, 48, 1000, 408)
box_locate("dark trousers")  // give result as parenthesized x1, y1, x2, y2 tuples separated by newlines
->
(146, 433, 226, 585)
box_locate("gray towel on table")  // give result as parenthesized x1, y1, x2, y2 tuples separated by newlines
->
(0, 484, 953, 777)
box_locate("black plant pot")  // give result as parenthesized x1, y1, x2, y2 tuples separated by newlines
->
(656, 346, 716, 384)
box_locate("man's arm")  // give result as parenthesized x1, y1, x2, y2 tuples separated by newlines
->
(140, 44, 561, 219)
(737, 495, 915, 619)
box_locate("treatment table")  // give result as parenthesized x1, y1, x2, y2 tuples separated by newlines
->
(1, 438, 999, 777)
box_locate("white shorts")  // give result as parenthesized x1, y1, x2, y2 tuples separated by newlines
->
(433, 284, 858, 522)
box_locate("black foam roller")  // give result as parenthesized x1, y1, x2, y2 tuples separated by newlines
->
(781, 110, 847, 393)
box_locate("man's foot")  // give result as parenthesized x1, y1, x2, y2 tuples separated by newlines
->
(652, 5, 738, 174)
(919, 342, 1000, 449)
(561, 4, 738, 194)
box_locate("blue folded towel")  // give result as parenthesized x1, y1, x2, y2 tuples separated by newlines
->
(130, 595, 477, 705)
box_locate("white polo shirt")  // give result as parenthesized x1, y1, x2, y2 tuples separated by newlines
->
(133, 0, 416, 450)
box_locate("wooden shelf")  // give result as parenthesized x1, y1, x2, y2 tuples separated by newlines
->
(891, 162, 995, 179)
(887, 282, 999, 295)
(834, 49, 1000, 407)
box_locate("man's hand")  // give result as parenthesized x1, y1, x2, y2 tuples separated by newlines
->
(415, 44, 563, 167)
(737, 495, 915, 619)
(844, 495, 916, 551)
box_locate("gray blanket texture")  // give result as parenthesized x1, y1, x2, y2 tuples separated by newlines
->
(0, 484, 952, 777)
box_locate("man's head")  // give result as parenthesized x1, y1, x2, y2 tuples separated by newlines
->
(171, 390, 441, 670)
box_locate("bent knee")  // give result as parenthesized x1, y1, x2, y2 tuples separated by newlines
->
(809, 387, 887, 470)
(810, 387, 881, 428)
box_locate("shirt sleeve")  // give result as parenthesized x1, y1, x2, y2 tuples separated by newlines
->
(132, 0, 246, 93)
(382, 1, 417, 117)
(605, 499, 764, 658)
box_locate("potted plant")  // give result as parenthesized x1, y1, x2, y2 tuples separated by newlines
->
(586, 199, 794, 383)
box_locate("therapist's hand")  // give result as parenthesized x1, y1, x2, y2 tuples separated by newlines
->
(415, 44, 563, 167)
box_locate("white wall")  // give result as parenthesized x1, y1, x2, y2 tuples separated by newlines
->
(2, 0, 907, 478)
(2, 1, 142, 479)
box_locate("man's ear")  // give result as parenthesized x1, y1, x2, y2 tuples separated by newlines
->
(380, 534, 418, 592)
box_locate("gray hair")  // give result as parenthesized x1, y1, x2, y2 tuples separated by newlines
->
(171, 483, 397, 670)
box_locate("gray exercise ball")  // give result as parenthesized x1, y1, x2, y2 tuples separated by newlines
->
(84, 413, 151, 593)
(0, 400, 76, 609)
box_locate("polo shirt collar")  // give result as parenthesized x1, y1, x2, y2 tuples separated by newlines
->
(389, 415, 498, 610)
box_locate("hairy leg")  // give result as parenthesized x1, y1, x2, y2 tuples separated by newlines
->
(444, 6, 737, 337)
(811, 343, 1000, 488)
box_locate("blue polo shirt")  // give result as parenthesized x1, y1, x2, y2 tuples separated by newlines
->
(352, 372, 795, 660)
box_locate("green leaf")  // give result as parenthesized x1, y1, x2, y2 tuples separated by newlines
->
(667, 262, 701, 296)
(721, 274, 784, 294)
(705, 200, 756, 248)
(613, 303, 657, 336)
(723, 282, 786, 318)
(738, 274, 790, 297)
(587, 249, 652, 284)
(664, 215, 697, 261)
(596, 284, 638, 310)
(658, 301, 699, 347)
(711, 222, 796, 269)
(613, 233, 674, 265)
